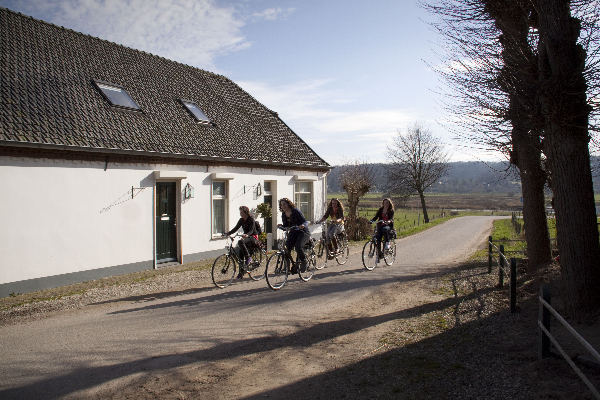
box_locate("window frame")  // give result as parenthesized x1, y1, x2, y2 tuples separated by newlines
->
(92, 80, 141, 111)
(211, 180, 228, 238)
(294, 181, 313, 222)
(179, 98, 211, 124)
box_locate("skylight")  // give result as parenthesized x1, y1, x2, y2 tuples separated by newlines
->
(94, 81, 140, 110)
(181, 100, 210, 123)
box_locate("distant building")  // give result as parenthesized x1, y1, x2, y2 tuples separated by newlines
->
(0, 8, 329, 296)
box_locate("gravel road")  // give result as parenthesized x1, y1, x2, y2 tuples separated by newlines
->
(0, 216, 502, 399)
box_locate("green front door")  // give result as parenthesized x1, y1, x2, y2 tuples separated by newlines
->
(156, 182, 177, 262)
(264, 194, 273, 234)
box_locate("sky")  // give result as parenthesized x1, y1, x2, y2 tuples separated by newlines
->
(0, 0, 501, 165)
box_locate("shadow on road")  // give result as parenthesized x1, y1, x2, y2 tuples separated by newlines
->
(0, 278, 497, 400)
(105, 263, 480, 316)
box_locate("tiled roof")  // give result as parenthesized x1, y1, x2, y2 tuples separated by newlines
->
(0, 8, 329, 169)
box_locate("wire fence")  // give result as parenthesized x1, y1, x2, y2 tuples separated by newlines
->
(538, 285, 600, 399)
(488, 237, 518, 313)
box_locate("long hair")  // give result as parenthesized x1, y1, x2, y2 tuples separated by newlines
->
(239, 205, 250, 217)
(327, 198, 345, 214)
(278, 197, 296, 212)
(381, 198, 395, 212)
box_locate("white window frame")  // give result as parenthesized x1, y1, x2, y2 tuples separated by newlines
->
(294, 181, 313, 222)
(211, 180, 228, 238)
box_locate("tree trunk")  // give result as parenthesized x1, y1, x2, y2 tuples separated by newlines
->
(347, 190, 359, 221)
(537, 0, 600, 317)
(512, 131, 552, 274)
(418, 191, 430, 223)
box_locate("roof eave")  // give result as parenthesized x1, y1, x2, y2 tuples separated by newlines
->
(0, 140, 331, 172)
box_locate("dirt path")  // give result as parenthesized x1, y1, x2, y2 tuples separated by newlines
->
(4, 216, 555, 400)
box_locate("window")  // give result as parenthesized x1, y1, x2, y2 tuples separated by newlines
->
(180, 99, 210, 123)
(212, 181, 227, 236)
(94, 81, 140, 110)
(294, 181, 313, 221)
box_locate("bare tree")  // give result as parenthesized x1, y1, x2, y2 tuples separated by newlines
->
(339, 160, 375, 240)
(535, 0, 600, 317)
(425, 0, 600, 316)
(387, 125, 450, 223)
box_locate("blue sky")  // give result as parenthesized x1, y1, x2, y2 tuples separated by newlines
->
(1, 0, 498, 165)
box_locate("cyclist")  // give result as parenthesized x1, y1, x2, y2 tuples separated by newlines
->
(370, 198, 395, 259)
(316, 198, 345, 255)
(224, 205, 258, 279)
(277, 197, 309, 273)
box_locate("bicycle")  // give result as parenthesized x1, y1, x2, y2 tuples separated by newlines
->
(361, 221, 397, 270)
(265, 226, 317, 290)
(211, 234, 268, 288)
(315, 221, 349, 270)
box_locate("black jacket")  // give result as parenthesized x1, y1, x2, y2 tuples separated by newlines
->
(282, 208, 307, 229)
(227, 216, 257, 236)
(371, 207, 394, 229)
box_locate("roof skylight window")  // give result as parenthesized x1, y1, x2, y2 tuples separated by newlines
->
(180, 100, 210, 124)
(94, 81, 140, 110)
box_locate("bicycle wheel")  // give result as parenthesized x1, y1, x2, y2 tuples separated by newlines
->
(314, 239, 327, 270)
(266, 252, 288, 290)
(384, 240, 397, 266)
(362, 241, 378, 271)
(248, 247, 267, 281)
(298, 249, 316, 282)
(335, 236, 349, 265)
(212, 254, 236, 288)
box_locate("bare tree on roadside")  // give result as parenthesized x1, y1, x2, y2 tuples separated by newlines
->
(339, 160, 375, 240)
(387, 125, 450, 223)
(424, 0, 600, 317)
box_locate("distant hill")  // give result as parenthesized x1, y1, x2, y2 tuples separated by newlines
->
(328, 159, 600, 194)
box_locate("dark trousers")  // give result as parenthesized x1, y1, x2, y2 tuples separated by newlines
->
(376, 225, 391, 253)
(237, 237, 257, 260)
(286, 229, 309, 262)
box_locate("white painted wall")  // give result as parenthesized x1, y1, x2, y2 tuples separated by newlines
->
(0, 156, 327, 285)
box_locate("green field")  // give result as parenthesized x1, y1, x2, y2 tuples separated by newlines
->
(328, 192, 526, 211)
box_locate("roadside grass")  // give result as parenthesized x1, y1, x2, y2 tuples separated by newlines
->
(0, 259, 213, 311)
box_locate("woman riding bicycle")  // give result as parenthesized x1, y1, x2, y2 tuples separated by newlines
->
(370, 198, 395, 258)
(277, 198, 309, 273)
(316, 198, 344, 254)
(224, 206, 258, 279)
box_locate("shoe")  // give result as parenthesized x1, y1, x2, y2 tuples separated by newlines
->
(236, 273, 244, 279)
(384, 242, 390, 250)
(300, 260, 307, 273)
(291, 266, 298, 274)
(245, 257, 252, 268)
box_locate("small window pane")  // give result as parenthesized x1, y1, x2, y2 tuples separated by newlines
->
(182, 100, 210, 123)
(96, 83, 140, 110)
(295, 182, 311, 193)
(213, 181, 226, 196)
(213, 199, 225, 234)
(263, 181, 272, 192)
(296, 193, 311, 220)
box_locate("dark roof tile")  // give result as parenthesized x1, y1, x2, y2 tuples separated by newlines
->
(0, 8, 329, 169)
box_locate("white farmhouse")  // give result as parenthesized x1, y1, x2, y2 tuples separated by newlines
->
(0, 8, 330, 297)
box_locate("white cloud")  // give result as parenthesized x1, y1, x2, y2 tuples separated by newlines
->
(250, 7, 295, 21)
(237, 79, 417, 164)
(9, 0, 248, 70)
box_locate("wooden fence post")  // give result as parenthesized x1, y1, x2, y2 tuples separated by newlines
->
(510, 258, 517, 313)
(488, 236, 492, 274)
(498, 245, 505, 288)
(538, 284, 552, 359)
